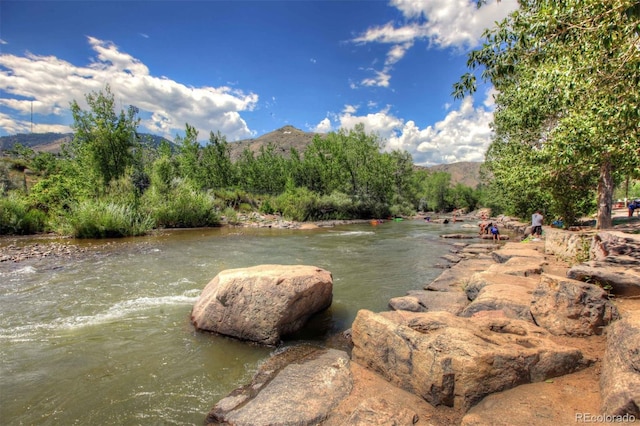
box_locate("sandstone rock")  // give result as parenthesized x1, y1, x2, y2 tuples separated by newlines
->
(461, 366, 604, 426)
(441, 254, 463, 264)
(530, 274, 619, 337)
(544, 228, 595, 264)
(388, 295, 425, 312)
(491, 245, 543, 264)
(389, 290, 469, 315)
(592, 231, 640, 265)
(567, 261, 640, 297)
(207, 346, 352, 425)
(485, 257, 545, 277)
(441, 234, 476, 239)
(464, 271, 539, 301)
(600, 310, 640, 418)
(351, 309, 589, 411)
(460, 283, 535, 322)
(331, 397, 419, 426)
(191, 264, 333, 345)
(425, 258, 496, 292)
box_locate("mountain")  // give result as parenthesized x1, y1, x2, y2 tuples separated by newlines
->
(425, 162, 483, 188)
(1, 127, 482, 187)
(227, 125, 323, 161)
(0, 132, 173, 153)
(0, 132, 74, 153)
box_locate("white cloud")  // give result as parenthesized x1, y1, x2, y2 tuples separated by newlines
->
(0, 37, 259, 141)
(352, 0, 518, 88)
(361, 69, 392, 88)
(390, 0, 517, 50)
(313, 117, 332, 133)
(343, 104, 358, 114)
(314, 91, 494, 166)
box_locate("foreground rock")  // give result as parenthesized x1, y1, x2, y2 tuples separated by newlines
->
(207, 346, 353, 425)
(600, 310, 640, 417)
(191, 264, 333, 345)
(530, 274, 619, 337)
(351, 309, 590, 411)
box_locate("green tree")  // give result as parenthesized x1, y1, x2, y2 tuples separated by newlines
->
(201, 130, 236, 189)
(423, 171, 452, 212)
(70, 85, 141, 190)
(455, 0, 640, 228)
(174, 123, 201, 184)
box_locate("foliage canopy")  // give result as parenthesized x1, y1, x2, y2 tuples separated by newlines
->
(455, 0, 640, 228)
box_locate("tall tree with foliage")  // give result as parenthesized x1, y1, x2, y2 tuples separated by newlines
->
(454, 0, 640, 228)
(174, 123, 201, 185)
(201, 130, 236, 189)
(70, 85, 141, 191)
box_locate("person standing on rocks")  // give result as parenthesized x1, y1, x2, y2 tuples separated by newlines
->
(532, 210, 544, 238)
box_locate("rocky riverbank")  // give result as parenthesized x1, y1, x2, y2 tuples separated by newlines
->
(205, 214, 640, 425)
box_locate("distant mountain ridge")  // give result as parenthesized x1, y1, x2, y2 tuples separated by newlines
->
(227, 125, 324, 161)
(0, 132, 173, 153)
(0, 126, 482, 187)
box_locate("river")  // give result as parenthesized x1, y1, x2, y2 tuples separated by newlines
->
(0, 220, 475, 425)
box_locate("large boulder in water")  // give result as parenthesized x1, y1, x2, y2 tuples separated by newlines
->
(191, 264, 333, 345)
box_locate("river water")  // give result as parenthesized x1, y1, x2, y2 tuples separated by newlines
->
(0, 220, 475, 425)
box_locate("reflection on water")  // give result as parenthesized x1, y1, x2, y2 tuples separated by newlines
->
(0, 220, 475, 424)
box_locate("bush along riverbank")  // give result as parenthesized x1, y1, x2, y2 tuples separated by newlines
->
(202, 216, 640, 425)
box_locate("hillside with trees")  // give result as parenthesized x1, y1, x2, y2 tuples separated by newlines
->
(1, 86, 483, 237)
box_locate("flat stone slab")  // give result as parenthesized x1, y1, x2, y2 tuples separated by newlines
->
(465, 271, 540, 301)
(208, 347, 353, 425)
(461, 367, 604, 426)
(400, 290, 469, 315)
(568, 261, 640, 297)
(492, 247, 544, 264)
(460, 283, 535, 322)
(485, 257, 545, 277)
(425, 258, 496, 292)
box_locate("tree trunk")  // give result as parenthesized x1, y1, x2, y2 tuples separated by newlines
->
(596, 159, 613, 229)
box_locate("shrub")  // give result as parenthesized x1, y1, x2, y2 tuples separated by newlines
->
(145, 180, 220, 228)
(222, 207, 241, 225)
(259, 197, 276, 215)
(65, 199, 155, 238)
(0, 193, 47, 235)
(273, 187, 318, 221)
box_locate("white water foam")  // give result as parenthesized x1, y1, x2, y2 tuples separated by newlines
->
(0, 290, 199, 342)
(0, 265, 38, 277)
(322, 231, 375, 237)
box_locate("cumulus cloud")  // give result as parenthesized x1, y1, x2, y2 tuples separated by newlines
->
(0, 37, 259, 140)
(313, 91, 494, 166)
(352, 0, 517, 88)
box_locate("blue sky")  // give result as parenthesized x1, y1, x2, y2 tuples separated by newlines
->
(0, 0, 517, 166)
